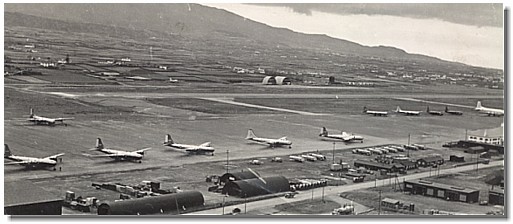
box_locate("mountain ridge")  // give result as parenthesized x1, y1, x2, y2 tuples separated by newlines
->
(4, 3, 477, 69)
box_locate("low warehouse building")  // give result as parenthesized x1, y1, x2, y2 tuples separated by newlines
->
(416, 156, 444, 167)
(353, 159, 405, 173)
(262, 76, 291, 85)
(219, 171, 259, 184)
(5, 180, 63, 215)
(404, 179, 479, 203)
(222, 176, 289, 198)
(97, 191, 204, 215)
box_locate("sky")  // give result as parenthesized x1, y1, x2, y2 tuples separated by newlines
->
(203, 3, 504, 69)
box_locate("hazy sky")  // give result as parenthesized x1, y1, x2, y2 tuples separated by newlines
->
(204, 3, 503, 69)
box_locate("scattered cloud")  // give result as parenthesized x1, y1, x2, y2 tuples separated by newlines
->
(248, 3, 503, 28)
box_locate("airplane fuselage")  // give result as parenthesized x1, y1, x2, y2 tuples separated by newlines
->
(321, 134, 364, 142)
(398, 110, 420, 116)
(5, 156, 58, 169)
(365, 111, 388, 116)
(165, 143, 215, 155)
(475, 108, 504, 116)
(247, 137, 292, 148)
(99, 148, 143, 160)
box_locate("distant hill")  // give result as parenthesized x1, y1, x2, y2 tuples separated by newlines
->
(4, 3, 465, 67)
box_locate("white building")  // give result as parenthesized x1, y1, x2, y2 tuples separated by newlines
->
(467, 125, 503, 146)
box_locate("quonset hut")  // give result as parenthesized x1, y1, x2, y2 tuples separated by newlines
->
(97, 191, 204, 215)
(219, 171, 259, 184)
(222, 176, 290, 198)
(262, 76, 292, 85)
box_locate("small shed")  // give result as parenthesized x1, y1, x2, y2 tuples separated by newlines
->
(449, 155, 465, 162)
(488, 189, 504, 205)
(381, 198, 401, 209)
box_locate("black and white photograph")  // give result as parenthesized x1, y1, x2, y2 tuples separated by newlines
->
(2, 1, 508, 218)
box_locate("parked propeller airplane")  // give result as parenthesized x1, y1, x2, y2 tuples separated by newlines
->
(319, 127, 364, 143)
(4, 144, 64, 170)
(163, 134, 215, 156)
(395, 106, 421, 116)
(83, 138, 151, 163)
(28, 108, 74, 126)
(475, 101, 504, 116)
(445, 106, 463, 115)
(363, 106, 388, 116)
(246, 129, 292, 148)
(426, 106, 443, 116)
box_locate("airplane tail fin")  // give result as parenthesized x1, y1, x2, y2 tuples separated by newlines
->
(427, 106, 430, 112)
(445, 106, 449, 112)
(4, 144, 13, 158)
(319, 127, 328, 136)
(363, 106, 368, 112)
(164, 134, 174, 145)
(395, 106, 401, 112)
(476, 101, 482, 109)
(246, 129, 257, 139)
(95, 138, 104, 150)
(29, 108, 34, 118)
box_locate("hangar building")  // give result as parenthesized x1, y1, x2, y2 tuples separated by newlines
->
(262, 76, 292, 85)
(5, 180, 63, 215)
(219, 171, 259, 185)
(97, 191, 204, 215)
(404, 179, 479, 203)
(222, 176, 290, 198)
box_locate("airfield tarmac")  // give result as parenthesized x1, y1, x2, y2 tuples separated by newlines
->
(3, 83, 504, 214)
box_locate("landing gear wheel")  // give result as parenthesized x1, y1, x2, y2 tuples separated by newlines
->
(289, 146, 292, 149)
(53, 167, 57, 171)
(138, 161, 142, 163)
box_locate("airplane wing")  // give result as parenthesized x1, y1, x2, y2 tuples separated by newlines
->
(199, 142, 211, 147)
(82, 153, 119, 158)
(4, 161, 33, 165)
(43, 153, 65, 160)
(133, 148, 151, 154)
(278, 137, 288, 141)
(54, 117, 75, 121)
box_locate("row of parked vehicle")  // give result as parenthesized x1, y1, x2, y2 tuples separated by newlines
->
(249, 152, 328, 165)
(352, 145, 408, 156)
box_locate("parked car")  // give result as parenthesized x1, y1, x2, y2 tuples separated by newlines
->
(271, 157, 283, 163)
(249, 160, 263, 165)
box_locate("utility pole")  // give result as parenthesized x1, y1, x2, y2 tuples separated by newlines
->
(222, 195, 226, 215)
(407, 133, 411, 157)
(378, 190, 382, 215)
(226, 150, 229, 174)
(465, 129, 468, 141)
(322, 185, 325, 203)
(476, 155, 479, 174)
(311, 186, 314, 201)
(332, 142, 336, 164)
